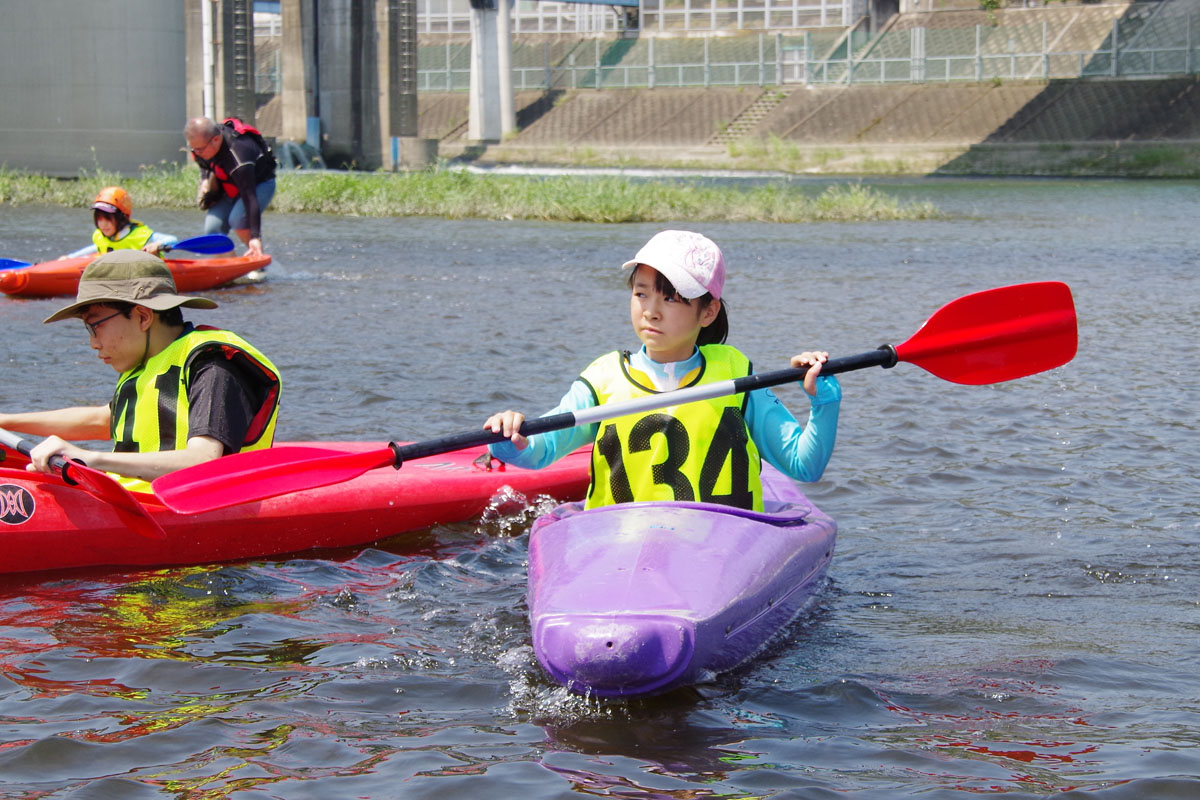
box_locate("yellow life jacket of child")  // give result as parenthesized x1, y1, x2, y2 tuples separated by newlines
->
(580, 345, 763, 511)
(92, 221, 155, 254)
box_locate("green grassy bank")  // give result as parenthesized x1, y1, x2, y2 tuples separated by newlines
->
(0, 164, 941, 224)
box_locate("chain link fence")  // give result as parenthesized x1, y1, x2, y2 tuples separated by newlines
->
(417, 1, 1200, 89)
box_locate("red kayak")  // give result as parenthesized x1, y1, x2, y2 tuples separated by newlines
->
(0, 253, 270, 297)
(0, 442, 591, 575)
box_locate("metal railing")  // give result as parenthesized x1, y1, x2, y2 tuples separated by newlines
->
(813, 16, 1200, 84)
(416, 13, 1200, 90)
(415, 0, 851, 34)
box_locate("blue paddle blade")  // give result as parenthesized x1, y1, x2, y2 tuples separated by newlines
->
(0, 258, 32, 271)
(164, 234, 235, 255)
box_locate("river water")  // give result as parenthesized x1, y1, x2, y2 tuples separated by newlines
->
(0, 178, 1196, 798)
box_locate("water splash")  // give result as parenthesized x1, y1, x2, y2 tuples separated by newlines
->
(478, 487, 560, 536)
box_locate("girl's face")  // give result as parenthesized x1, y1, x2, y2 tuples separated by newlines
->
(629, 264, 720, 363)
(95, 211, 119, 238)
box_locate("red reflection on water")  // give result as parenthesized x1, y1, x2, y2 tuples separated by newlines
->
(934, 736, 1101, 764)
(0, 738, 35, 751)
(861, 659, 1114, 795)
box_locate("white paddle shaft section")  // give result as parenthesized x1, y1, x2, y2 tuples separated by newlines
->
(390, 349, 896, 465)
(571, 376, 758, 428)
(529, 348, 894, 436)
(0, 427, 31, 456)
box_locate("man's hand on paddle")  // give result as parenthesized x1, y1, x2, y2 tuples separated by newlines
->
(26, 435, 89, 475)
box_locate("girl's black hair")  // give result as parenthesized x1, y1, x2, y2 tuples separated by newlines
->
(627, 266, 729, 346)
(94, 209, 131, 234)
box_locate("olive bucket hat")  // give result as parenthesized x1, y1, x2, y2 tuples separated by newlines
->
(44, 250, 218, 323)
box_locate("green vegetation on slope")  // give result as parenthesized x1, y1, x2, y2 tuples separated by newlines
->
(0, 163, 941, 223)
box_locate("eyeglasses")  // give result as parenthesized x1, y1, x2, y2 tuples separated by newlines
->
(84, 310, 124, 338)
(189, 135, 219, 156)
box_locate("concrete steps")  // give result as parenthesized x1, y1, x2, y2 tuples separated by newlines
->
(707, 88, 794, 146)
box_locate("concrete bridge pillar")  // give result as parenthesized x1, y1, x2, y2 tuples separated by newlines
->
(468, 0, 516, 142)
(185, 0, 254, 124)
(185, 0, 258, 125)
(190, 0, 419, 169)
(280, 0, 318, 145)
(379, 0, 432, 169)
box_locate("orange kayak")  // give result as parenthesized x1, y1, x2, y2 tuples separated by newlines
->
(0, 253, 270, 297)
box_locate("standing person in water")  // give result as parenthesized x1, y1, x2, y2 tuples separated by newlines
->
(184, 116, 276, 259)
(482, 230, 841, 511)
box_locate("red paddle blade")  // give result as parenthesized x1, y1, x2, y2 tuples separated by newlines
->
(896, 281, 1077, 385)
(152, 445, 396, 514)
(62, 462, 167, 541)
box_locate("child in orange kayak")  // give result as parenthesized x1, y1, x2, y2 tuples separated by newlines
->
(483, 229, 841, 511)
(63, 186, 178, 258)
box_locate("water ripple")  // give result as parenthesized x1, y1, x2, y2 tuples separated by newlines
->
(1, 188, 1197, 796)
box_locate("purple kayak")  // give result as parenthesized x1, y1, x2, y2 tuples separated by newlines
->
(527, 464, 837, 697)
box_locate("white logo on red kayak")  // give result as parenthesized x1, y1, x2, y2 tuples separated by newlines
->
(0, 485, 35, 525)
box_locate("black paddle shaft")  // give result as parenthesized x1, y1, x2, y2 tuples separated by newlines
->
(387, 345, 897, 468)
(3, 433, 84, 485)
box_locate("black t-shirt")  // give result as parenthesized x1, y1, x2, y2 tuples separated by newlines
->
(186, 354, 264, 454)
(108, 328, 277, 456)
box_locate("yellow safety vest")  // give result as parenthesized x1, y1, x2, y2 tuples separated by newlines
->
(580, 345, 763, 511)
(110, 327, 281, 492)
(92, 221, 155, 254)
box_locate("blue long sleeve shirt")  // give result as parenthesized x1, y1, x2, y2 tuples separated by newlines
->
(489, 346, 841, 483)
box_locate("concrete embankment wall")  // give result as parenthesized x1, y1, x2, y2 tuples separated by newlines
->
(419, 77, 1200, 176)
(0, 1, 187, 177)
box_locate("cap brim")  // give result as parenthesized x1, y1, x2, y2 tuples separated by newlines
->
(621, 259, 708, 299)
(91, 202, 120, 214)
(44, 295, 218, 324)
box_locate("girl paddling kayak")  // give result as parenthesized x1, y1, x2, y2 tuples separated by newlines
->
(483, 229, 841, 511)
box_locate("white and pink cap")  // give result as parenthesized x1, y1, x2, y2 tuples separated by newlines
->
(622, 230, 725, 300)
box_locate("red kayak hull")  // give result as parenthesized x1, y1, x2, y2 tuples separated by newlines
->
(0, 442, 591, 575)
(0, 253, 270, 297)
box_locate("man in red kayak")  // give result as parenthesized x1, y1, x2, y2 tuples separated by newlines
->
(0, 250, 281, 492)
(184, 117, 276, 259)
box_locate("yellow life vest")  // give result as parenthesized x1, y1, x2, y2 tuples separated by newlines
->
(92, 221, 155, 254)
(580, 345, 763, 511)
(109, 326, 281, 492)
